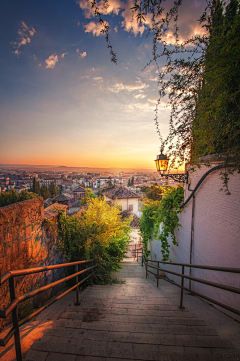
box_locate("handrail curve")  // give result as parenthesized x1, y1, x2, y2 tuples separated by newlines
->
(0, 259, 97, 361)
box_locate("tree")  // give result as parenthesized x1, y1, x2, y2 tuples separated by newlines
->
(145, 184, 170, 201)
(0, 189, 39, 207)
(91, 0, 240, 182)
(49, 182, 59, 197)
(58, 197, 131, 284)
(80, 188, 97, 207)
(32, 178, 40, 195)
(192, 0, 240, 170)
(131, 177, 134, 186)
(40, 184, 51, 200)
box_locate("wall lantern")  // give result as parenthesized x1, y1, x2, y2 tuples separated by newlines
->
(155, 151, 188, 183)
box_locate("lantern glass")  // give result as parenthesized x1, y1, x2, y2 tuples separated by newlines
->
(155, 152, 169, 173)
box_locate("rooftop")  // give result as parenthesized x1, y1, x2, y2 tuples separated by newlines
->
(120, 210, 140, 228)
(73, 186, 86, 192)
(104, 186, 140, 200)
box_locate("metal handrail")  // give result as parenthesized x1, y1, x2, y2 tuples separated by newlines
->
(0, 259, 97, 361)
(135, 248, 143, 265)
(145, 259, 240, 316)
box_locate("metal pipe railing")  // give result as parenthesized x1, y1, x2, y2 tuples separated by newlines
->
(0, 259, 97, 361)
(145, 259, 240, 316)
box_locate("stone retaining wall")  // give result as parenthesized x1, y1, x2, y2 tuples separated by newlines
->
(0, 198, 64, 331)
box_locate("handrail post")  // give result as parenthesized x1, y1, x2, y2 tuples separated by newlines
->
(146, 262, 148, 279)
(179, 265, 185, 309)
(141, 249, 143, 267)
(9, 277, 22, 361)
(157, 262, 159, 288)
(74, 264, 80, 306)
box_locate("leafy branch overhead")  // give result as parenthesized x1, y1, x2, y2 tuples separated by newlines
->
(90, 0, 240, 181)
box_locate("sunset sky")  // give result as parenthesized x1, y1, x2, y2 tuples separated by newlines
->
(0, 0, 206, 169)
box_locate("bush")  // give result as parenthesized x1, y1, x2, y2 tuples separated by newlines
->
(58, 197, 131, 284)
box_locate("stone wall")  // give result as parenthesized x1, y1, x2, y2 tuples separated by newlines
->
(149, 164, 240, 320)
(0, 198, 64, 331)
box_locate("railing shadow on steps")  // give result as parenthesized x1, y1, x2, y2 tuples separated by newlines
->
(0, 259, 97, 361)
(145, 258, 240, 317)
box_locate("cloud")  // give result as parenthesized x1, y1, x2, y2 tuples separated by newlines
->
(13, 49, 21, 56)
(120, 0, 151, 36)
(61, 52, 68, 58)
(12, 21, 36, 54)
(78, 0, 206, 40)
(134, 93, 146, 99)
(93, 76, 103, 81)
(148, 97, 158, 103)
(160, 1, 207, 45)
(33, 54, 37, 61)
(109, 79, 149, 93)
(45, 54, 58, 69)
(76, 49, 87, 58)
(84, 21, 108, 36)
(78, 0, 122, 18)
(127, 102, 155, 112)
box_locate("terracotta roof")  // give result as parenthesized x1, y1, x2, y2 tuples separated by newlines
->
(104, 186, 140, 200)
(44, 203, 68, 219)
(71, 200, 81, 208)
(120, 210, 140, 228)
(52, 194, 70, 202)
(73, 186, 86, 192)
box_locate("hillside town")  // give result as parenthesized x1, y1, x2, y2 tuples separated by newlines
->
(0, 166, 179, 198)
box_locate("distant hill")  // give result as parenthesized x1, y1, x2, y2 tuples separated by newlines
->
(0, 163, 156, 173)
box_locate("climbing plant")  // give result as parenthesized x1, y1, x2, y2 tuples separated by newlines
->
(140, 186, 184, 262)
(89, 0, 240, 186)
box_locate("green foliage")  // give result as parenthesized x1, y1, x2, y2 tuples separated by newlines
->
(192, 0, 240, 173)
(140, 199, 158, 261)
(145, 184, 171, 201)
(91, 0, 240, 184)
(40, 184, 51, 200)
(49, 182, 60, 197)
(140, 186, 184, 262)
(0, 189, 39, 207)
(80, 188, 97, 207)
(127, 177, 134, 186)
(58, 197, 131, 284)
(32, 178, 40, 195)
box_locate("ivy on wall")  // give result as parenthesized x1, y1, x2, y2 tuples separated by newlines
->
(140, 186, 184, 262)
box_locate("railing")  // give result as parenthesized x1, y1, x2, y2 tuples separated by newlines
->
(146, 259, 240, 315)
(135, 248, 143, 266)
(0, 259, 97, 361)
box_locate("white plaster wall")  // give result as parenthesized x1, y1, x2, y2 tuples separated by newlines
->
(149, 164, 240, 319)
(107, 198, 139, 216)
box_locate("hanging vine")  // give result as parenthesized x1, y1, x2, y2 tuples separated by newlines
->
(140, 186, 184, 262)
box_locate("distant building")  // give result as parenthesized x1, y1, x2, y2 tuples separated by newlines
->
(104, 186, 140, 216)
(44, 203, 68, 218)
(52, 194, 70, 209)
(73, 186, 86, 202)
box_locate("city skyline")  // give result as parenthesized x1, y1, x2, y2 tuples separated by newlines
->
(0, 0, 205, 169)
